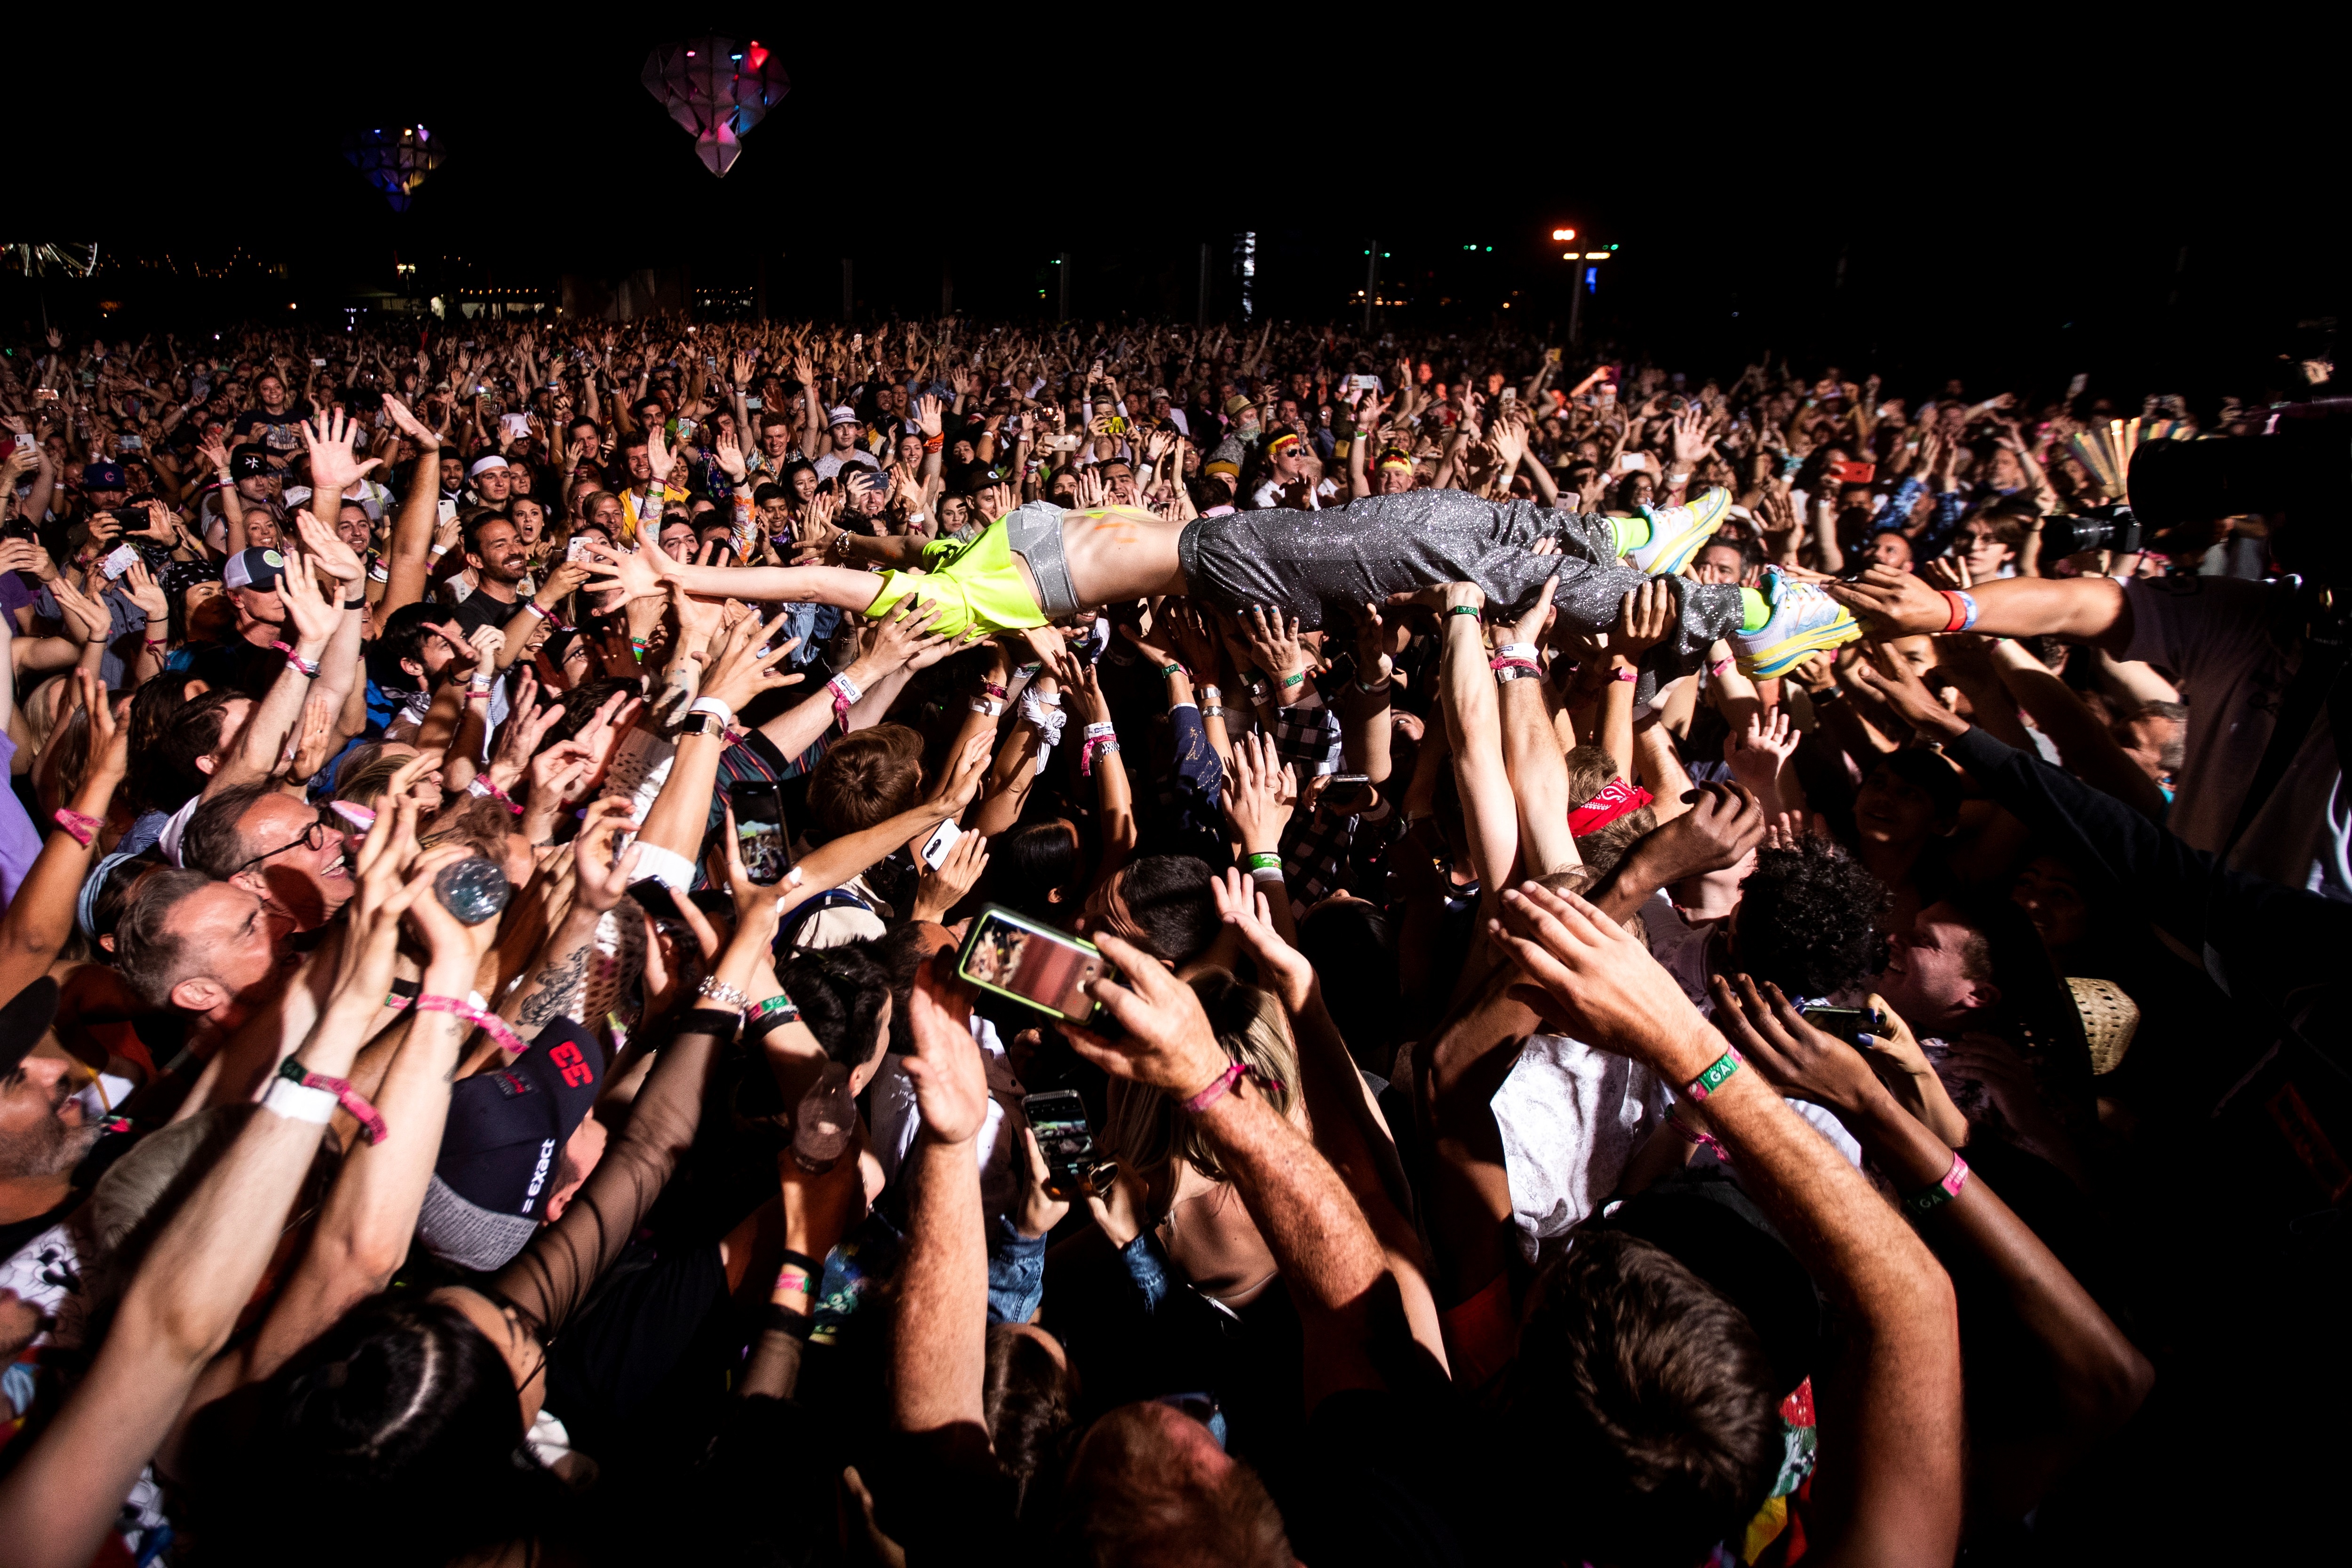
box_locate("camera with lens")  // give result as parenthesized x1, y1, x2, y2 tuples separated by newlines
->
(2031, 406, 2352, 583)
(2037, 503, 2142, 558)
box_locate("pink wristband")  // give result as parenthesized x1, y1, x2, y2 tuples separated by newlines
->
(412, 994, 528, 1059)
(52, 808, 99, 848)
(278, 1059, 388, 1145)
(1182, 1061, 1285, 1115)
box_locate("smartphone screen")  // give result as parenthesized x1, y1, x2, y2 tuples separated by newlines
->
(728, 781, 789, 886)
(956, 905, 1109, 1026)
(1024, 1088, 1105, 1199)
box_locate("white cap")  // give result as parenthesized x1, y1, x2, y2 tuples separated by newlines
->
(469, 455, 510, 478)
(828, 406, 858, 427)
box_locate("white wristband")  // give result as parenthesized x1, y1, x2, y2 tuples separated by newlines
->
(688, 695, 737, 728)
(1248, 866, 1287, 884)
(631, 840, 697, 892)
(1494, 642, 1540, 665)
(261, 1076, 336, 1125)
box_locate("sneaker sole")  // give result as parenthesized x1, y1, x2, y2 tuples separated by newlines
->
(1738, 615, 1862, 678)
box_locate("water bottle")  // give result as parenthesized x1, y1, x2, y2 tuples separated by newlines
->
(433, 856, 511, 927)
(791, 1061, 856, 1173)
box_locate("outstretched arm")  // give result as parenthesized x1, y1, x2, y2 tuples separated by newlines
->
(1493, 885, 1964, 1568)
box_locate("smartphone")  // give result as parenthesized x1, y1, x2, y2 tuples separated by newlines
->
(920, 818, 963, 871)
(12, 433, 33, 454)
(310, 357, 328, 368)
(566, 535, 595, 563)
(728, 780, 790, 887)
(744, 396, 763, 411)
(500, 412, 529, 441)
(1617, 452, 1647, 474)
(1327, 772, 1372, 789)
(956, 904, 1114, 1029)
(626, 879, 683, 922)
(99, 543, 139, 580)
(119, 434, 142, 451)
(1501, 387, 1518, 404)
(1828, 460, 1876, 486)
(1024, 1088, 1111, 1200)
(1800, 1005, 1880, 1046)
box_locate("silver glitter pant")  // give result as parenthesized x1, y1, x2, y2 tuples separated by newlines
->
(1178, 491, 1742, 680)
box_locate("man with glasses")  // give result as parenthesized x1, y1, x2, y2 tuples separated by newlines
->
(176, 780, 352, 935)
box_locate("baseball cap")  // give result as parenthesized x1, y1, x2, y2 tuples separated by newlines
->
(469, 455, 510, 479)
(415, 1018, 607, 1270)
(222, 547, 286, 594)
(229, 446, 272, 481)
(827, 405, 859, 427)
(83, 460, 126, 491)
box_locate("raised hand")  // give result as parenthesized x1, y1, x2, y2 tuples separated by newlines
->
(911, 829, 990, 924)
(904, 954, 991, 1145)
(1723, 709, 1799, 806)
(1240, 606, 1309, 689)
(299, 409, 383, 494)
(713, 425, 748, 483)
(571, 797, 643, 913)
(583, 538, 673, 602)
(292, 510, 363, 584)
(700, 609, 803, 713)
(1489, 881, 1718, 1076)
(1612, 578, 1676, 661)
(1063, 929, 1232, 1098)
(1208, 867, 1313, 1013)
(1222, 730, 1295, 853)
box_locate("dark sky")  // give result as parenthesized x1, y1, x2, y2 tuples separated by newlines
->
(16, 18, 2341, 399)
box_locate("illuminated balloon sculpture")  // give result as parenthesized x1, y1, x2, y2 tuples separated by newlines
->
(641, 37, 789, 177)
(343, 126, 444, 213)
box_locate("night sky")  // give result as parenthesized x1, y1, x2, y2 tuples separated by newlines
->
(15, 18, 2338, 402)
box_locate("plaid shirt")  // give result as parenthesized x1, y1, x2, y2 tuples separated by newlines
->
(1271, 702, 1344, 777)
(1277, 799, 1406, 920)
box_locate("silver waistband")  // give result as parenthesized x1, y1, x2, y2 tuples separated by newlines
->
(1004, 501, 1081, 618)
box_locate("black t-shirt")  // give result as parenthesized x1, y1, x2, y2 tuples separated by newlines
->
(445, 586, 525, 638)
(229, 404, 311, 460)
(1275, 1388, 1473, 1568)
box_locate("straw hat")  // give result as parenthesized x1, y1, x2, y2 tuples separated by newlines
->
(2067, 976, 2140, 1076)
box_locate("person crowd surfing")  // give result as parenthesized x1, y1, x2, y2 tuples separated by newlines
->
(0, 310, 2332, 1565)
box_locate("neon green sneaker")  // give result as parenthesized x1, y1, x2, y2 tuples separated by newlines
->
(1626, 487, 1734, 577)
(1734, 570, 1861, 678)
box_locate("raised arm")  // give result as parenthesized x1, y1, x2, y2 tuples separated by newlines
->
(1070, 930, 1396, 1411)
(1709, 975, 2151, 1528)
(889, 958, 993, 1445)
(0, 856, 444, 1568)
(376, 396, 443, 619)
(1492, 884, 1963, 1568)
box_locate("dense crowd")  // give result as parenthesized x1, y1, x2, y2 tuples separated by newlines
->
(0, 312, 2337, 1567)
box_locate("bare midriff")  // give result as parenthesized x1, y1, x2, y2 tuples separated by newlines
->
(1055, 506, 1194, 607)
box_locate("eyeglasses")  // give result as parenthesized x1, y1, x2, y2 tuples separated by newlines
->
(229, 808, 341, 879)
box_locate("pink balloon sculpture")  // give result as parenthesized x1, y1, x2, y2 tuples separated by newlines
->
(641, 37, 790, 177)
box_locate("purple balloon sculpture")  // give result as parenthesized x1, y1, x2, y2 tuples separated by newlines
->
(642, 37, 790, 177)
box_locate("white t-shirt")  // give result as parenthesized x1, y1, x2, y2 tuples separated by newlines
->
(1490, 1034, 1664, 1264)
(811, 450, 879, 482)
(2122, 575, 2352, 899)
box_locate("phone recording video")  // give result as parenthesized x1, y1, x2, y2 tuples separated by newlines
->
(1024, 1088, 1111, 1199)
(956, 905, 1112, 1028)
(728, 781, 790, 887)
